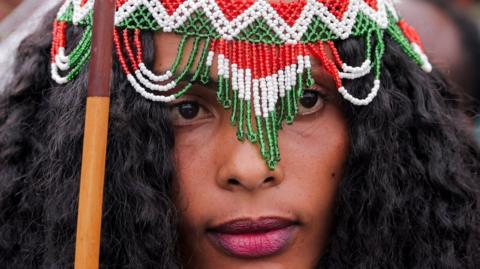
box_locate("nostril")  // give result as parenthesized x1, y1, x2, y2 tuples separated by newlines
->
(227, 178, 240, 186)
(263, 177, 275, 184)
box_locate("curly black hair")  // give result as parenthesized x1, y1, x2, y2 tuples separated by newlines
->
(1, 7, 479, 269)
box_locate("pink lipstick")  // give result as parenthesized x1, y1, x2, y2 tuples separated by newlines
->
(207, 217, 298, 258)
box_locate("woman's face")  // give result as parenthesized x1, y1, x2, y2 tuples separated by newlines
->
(154, 33, 349, 269)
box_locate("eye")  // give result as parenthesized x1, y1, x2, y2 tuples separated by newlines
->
(170, 100, 211, 126)
(298, 89, 327, 116)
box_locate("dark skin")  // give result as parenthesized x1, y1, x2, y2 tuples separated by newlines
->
(153, 29, 349, 268)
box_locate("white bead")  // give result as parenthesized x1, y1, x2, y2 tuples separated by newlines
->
(217, 54, 225, 76)
(231, 64, 239, 91)
(127, 74, 177, 102)
(238, 68, 245, 99)
(139, 63, 172, 82)
(51, 63, 68, 84)
(278, 70, 286, 97)
(260, 78, 268, 117)
(253, 79, 262, 116)
(338, 79, 381, 106)
(244, 69, 252, 101)
(109, 0, 401, 43)
(223, 58, 230, 78)
(134, 70, 177, 92)
(266, 76, 275, 112)
(55, 55, 69, 71)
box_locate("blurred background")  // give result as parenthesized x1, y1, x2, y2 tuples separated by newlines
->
(0, 0, 479, 141)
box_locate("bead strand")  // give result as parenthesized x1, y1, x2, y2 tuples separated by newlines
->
(201, 39, 216, 84)
(123, 29, 138, 70)
(192, 38, 212, 82)
(244, 42, 257, 142)
(134, 29, 173, 83)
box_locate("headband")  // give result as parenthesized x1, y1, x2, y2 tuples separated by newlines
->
(51, 0, 431, 169)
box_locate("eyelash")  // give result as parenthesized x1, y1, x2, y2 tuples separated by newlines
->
(170, 84, 329, 124)
(297, 89, 328, 116)
(170, 98, 212, 126)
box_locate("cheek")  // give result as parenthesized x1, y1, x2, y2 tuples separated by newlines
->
(172, 102, 349, 255)
(172, 124, 222, 227)
(174, 132, 211, 207)
(279, 105, 349, 225)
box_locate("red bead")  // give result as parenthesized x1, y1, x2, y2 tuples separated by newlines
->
(113, 29, 131, 75)
(241, 41, 247, 70)
(308, 42, 342, 88)
(278, 45, 284, 72)
(123, 29, 138, 70)
(51, 21, 59, 63)
(233, 41, 239, 68)
(134, 29, 143, 65)
(272, 45, 278, 75)
(210, 39, 217, 54)
(245, 42, 250, 69)
(327, 41, 343, 68)
(264, 44, 271, 77)
(398, 19, 425, 51)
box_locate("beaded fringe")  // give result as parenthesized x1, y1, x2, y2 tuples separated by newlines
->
(50, 0, 432, 169)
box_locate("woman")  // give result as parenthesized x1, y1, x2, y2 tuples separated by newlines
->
(1, 0, 479, 268)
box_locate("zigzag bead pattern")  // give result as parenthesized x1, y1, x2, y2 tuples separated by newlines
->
(58, 0, 398, 43)
(50, 0, 433, 169)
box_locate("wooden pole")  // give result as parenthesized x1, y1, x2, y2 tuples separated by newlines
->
(74, 0, 116, 268)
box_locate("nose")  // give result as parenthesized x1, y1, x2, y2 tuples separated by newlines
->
(216, 136, 285, 192)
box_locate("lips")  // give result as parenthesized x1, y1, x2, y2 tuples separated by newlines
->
(207, 217, 298, 258)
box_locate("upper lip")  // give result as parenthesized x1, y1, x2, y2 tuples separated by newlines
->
(208, 217, 298, 234)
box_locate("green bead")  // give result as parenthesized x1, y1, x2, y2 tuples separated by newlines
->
(174, 83, 193, 98)
(201, 66, 212, 84)
(269, 112, 280, 161)
(276, 96, 286, 130)
(171, 35, 188, 74)
(217, 76, 225, 102)
(236, 99, 245, 141)
(230, 90, 238, 125)
(255, 116, 269, 159)
(175, 37, 201, 83)
(246, 101, 258, 142)
(265, 115, 275, 160)
(267, 159, 277, 171)
(286, 90, 295, 124)
(192, 38, 212, 82)
(222, 78, 231, 108)
(305, 68, 314, 88)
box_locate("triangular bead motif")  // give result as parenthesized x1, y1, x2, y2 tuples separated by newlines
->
(270, 0, 307, 26)
(365, 0, 378, 10)
(216, 0, 255, 21)
(51, 0, 433, 169)
(63, 0, 401, 42)
(159, 0, 187, 15)
(317, 0, 350, 20)
(116, 0, 129, 8)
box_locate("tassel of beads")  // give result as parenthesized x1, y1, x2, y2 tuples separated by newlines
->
(113, 28, 215, 102)
(50, 20, 92, 84)
(387, 19, 432, 73)
(207, 39, 312, 169)
(308, 29, 387, 106)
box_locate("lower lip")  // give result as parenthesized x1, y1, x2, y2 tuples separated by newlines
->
(208, 226, 297, 258)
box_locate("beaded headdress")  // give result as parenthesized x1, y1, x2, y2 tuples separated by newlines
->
(51, 0, 431, 169)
